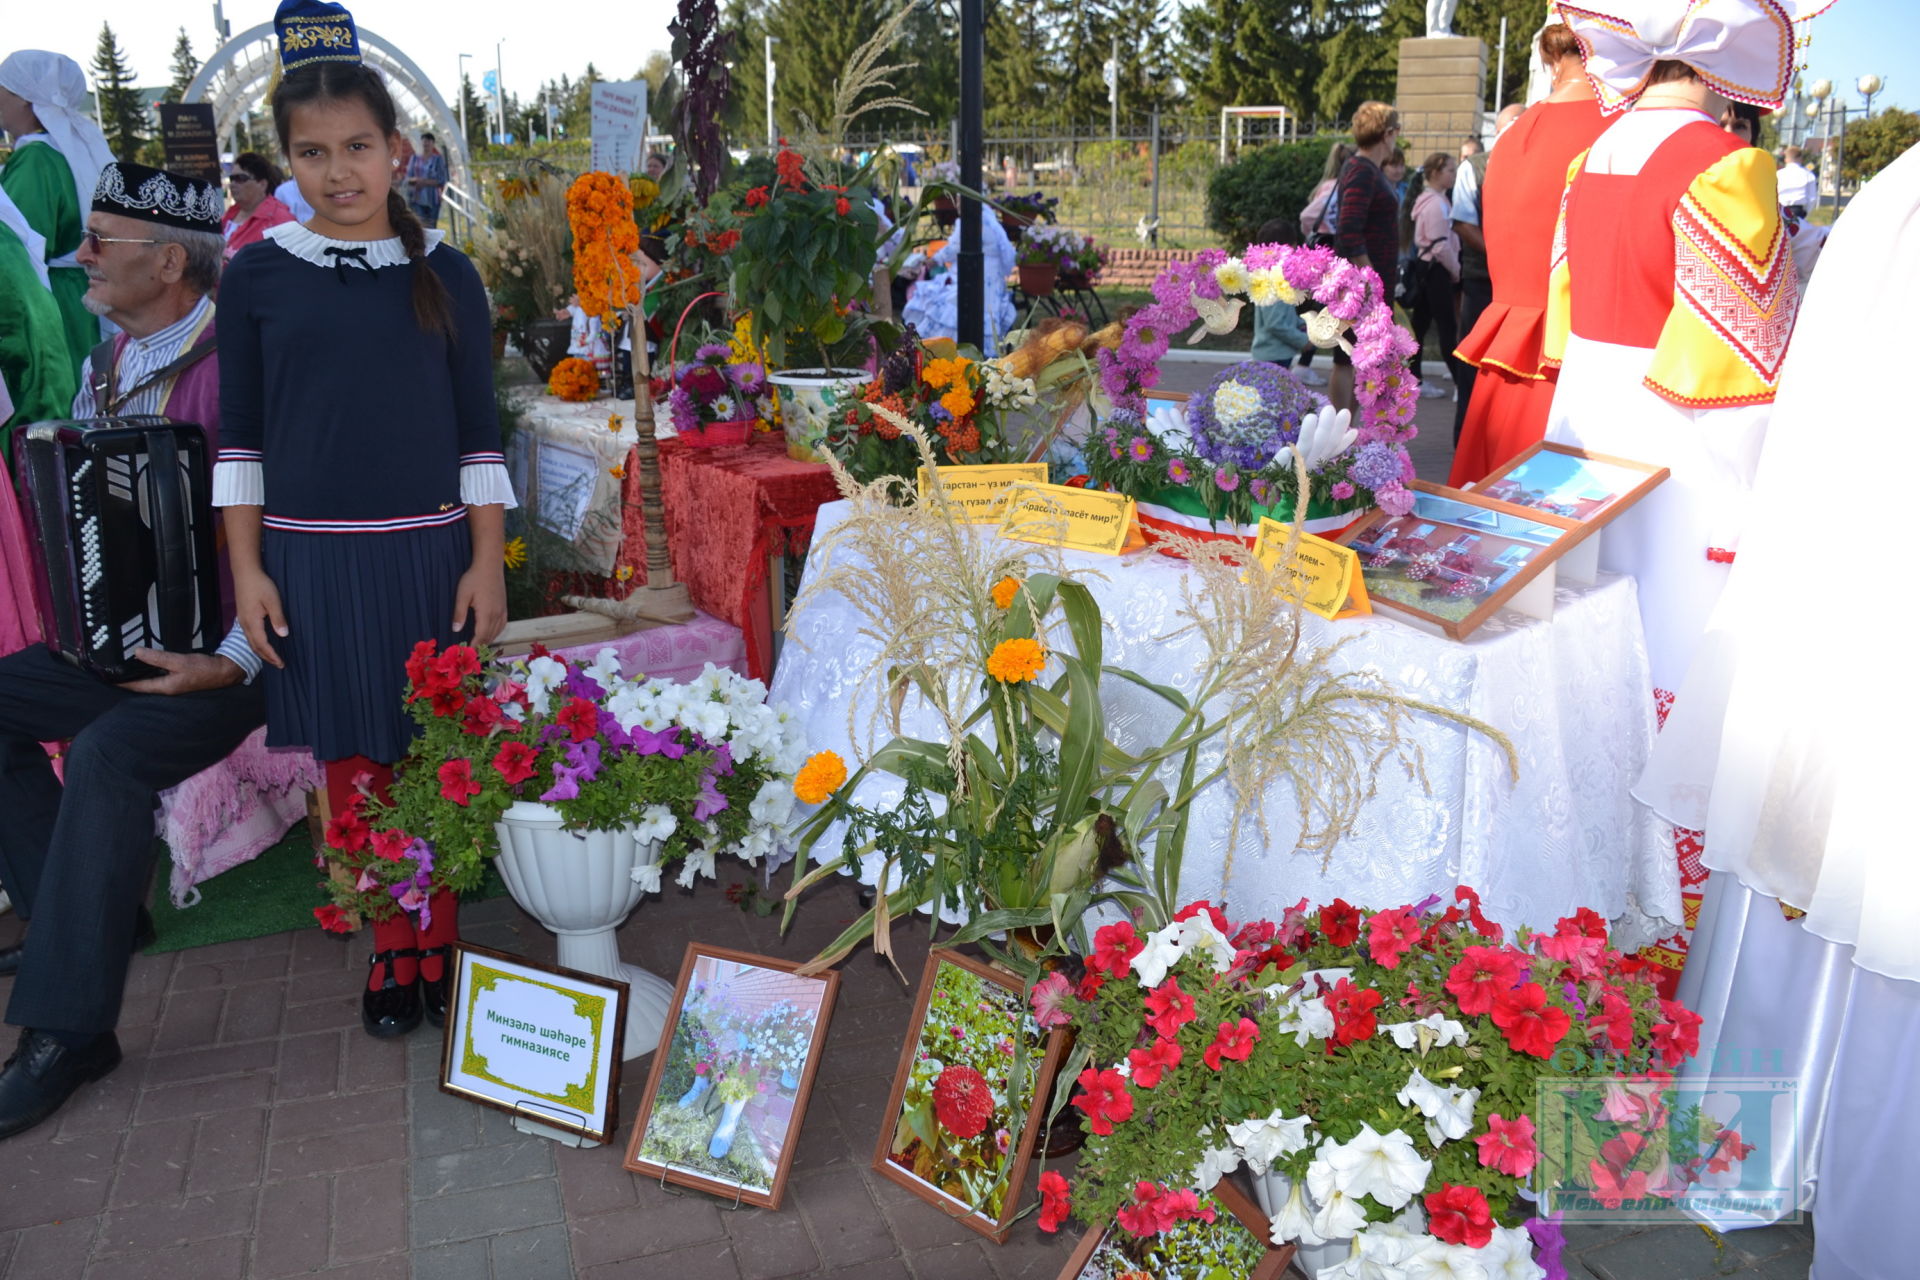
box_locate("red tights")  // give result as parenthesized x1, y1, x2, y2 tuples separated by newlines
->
(323, 756, 460, 992)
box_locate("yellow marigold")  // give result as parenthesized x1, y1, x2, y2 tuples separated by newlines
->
(615, 565, 635, 582)
(502, 536, 528, 570)
(940, 386, 975, 419)
(921, 357, 962, 390)
(986, 637, 1046, 684)
(793, 750, 848, 805)
(990, 576, 1022, 609)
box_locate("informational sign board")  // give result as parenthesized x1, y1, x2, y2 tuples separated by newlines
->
(157, 104, 222, 186)
(590, 80, 649, 175)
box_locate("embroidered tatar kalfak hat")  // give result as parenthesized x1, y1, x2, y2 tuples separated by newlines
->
(274, 0, 363, 73)
(1552, 0, 1838, 113)
(92, 162, 223, 234)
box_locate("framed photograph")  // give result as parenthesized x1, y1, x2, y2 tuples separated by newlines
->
(1476, 442, 1669, 529)
(440, 943, 628, 1146)
(622, 944, 839, 1210)
(874, 949, 1069, 1242)
(1057, 1177, 1295, 1280)
(1338, 481, 1581, 639)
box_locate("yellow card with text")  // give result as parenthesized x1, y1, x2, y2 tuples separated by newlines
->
(1254, 517, 1371, 620)
(997, 482, 1146, 555)
(916, 463, 1051, 524)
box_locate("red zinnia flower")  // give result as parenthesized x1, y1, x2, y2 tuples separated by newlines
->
(493, 741, 538, 786)
(369, 829, 411, 863)
(1445, 944, 1529, 1015)
(557, 696, 599, 743)
(1318, 898, 1362, 947)
(1650, 998, 1703, 1067)
(1424, 1183, 1495, 1248)
(1089, 920, 1144, 979)
(1491, 981, 1573, 1058)
(1037, 1170, 1071, 1232)
(1367, 906, 1423, 968)
(313, 904, 354, 934)
(438, 758, 482, 807)
(1143, 978, 1195, 1039)
(1127, 1037, 1182, 1089)
(1325, 976, 1383, 1046)
(1071, 1066, 1134, 1135)
(1201, 1017, 1259, 1070)
(931, 1064, 994, 1138)
(324, 811, 368, 853)
(1474, 1112, 1539, 1178)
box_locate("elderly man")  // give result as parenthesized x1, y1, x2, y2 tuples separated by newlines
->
(0, 162, 265, 1141)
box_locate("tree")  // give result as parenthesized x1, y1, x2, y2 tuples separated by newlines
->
(635, 51, 673, 93)
(762, 0, 893, 137)
(458, 72, 489, 153)
(1841, 107, 1920, 183)
(163, 27, 198, 104)
(91, 23, 147, 161)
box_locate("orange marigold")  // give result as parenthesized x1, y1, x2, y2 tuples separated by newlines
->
(921, 357, 963, 390)
(991, 576, 1022, 609)
(549, 357, 599, 402)
(939, 386, 975, 419)
(986, 637, 1046, 683)
(793, 750, 848, 805)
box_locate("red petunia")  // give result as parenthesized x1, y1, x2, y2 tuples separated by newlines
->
(1707, 1128, 1755, 1174)
(1173, 900, 1232, 936)
(428, 685, 465, 718)
(324, 811, 369, 853)
(1075, 971, 1106, 1002)
(493, 741, 538, 786)
(1454, 886, 1503, 941)
(1071, 1066, 1134, 1135)
(404, 639, 438, 691)
(1590, 987, 1636, 1053)
(1115, 1182, 1213, 1236)
(462, 694, 505, 737)
(1201, 1017, 1260, 1070)
(931, 1064, 994, 1138)
(314, 904, 355, 934)
(1650, 998, 1704, 1067)
(438, 758, 482, 807)
(1445, 944, 1529, 1015)
(1143, 977, 1195, 1039)
(1318, 898, 1362, 947)
(1367, 906, 1423, 968)
(1559, 906, 1610, 941)
(557, 696, 599, 743)
(1474, 1111, 1538, 1178)
(1089, 920, 1144, 979)
(1326, 976, 1384, 1046)
(1037, 1170, 1071, 1233)
(369, 829, 412, 863)
(1492, 981, 1573, 1058)
(433, 645, 481, 683)
(1424, 1183, 1495, 1248)
(1127, 1037, 1182, 1089)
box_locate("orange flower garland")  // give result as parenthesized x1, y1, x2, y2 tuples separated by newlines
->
(548, 357, 599, 402)
(567, 172, 643, 324)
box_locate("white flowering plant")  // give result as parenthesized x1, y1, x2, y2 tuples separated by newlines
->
(328, 643, 813, 926)
(745, 1000, 819, 1080)
(1029, 892, 1714, 1280)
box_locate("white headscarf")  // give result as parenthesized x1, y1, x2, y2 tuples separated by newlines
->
(0, 50, 120, 242)
(0, 184, 48, 287)
(1552, 0, 1837, 114)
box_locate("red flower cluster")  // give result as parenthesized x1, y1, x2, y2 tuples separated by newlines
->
(1650, 998, 1703, 1067)
(1445, 944, 1528, 1015)
(1491, 981, 1572, 1058)
(1089, 921, 1144, 979)
(313, 904, 354, 934)
(1424, 1183, 1494, 1247)
(1201, 1017, 1260, 1070)
(1071, 1066, 1134, 1135)
(774, 145, 806, 191)
(1114, 1181, 1215, 1237)
(1036, 1170, 1072, 1233)
(743, 185, 769, 209)
(1326, 976, 1384, 1046)
(406, 641, 482, 719)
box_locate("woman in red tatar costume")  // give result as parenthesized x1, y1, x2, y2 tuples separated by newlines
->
(1447, 22, 1605, 487)
(1540, 0, 1834, 995)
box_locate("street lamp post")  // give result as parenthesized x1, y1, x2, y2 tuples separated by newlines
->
(457, 52, 472, 150)
(494, 40, 506, 145)
(1808, 77, 1832, 214)
(765, 37, 778, 150)
(1858, 73, 1883, 118)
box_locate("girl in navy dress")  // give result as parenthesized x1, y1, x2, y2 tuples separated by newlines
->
(215, 1, 512, 1038)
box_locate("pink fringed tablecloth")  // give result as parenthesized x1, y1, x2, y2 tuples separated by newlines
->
(154, 610, 748, 902)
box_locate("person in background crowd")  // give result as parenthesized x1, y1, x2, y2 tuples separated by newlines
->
(1407, 152, 1465, 405)
(1249, 218, 1310, 370)
(1381, 149, 1408, 202)
(1329, 102, 1403, 412)
(1460, 136, 1483, 160)
(404, 132, 448, 229)
(1448, 23, 1606, 487)
(1293, 143, 1353, 387)
(0, 161, 267, 1142)
(0, 188, 72, 456)
(0, 51, 117, 374)
(1446, 102, 1522, 441)
(1775, 143, 1817, 217)
(220, 152, 296, 262)
(1720, 100, 1762, 146)
(645, 152, 668, 180)
(272, 170, 315, 224)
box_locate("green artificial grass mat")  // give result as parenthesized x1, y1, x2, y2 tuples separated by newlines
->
(145, 827, 509, 955)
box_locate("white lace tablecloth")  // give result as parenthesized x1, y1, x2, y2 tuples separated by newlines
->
(770, 501, 1679, 938)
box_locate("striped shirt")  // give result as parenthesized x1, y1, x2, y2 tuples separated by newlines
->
(71, 295, 260, 682)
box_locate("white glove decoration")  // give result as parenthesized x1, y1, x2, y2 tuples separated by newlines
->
(1145, 401, 1192, 449)
(1279, 405, 1358, 472)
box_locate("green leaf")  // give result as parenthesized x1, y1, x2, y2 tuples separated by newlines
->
(945, 906, 1056, 945)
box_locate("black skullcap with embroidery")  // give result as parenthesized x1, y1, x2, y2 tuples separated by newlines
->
(91, 161, 222, 233)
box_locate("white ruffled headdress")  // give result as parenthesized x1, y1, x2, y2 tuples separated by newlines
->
(1552, 0, 1837, 114)
(0, 51, 120, 239)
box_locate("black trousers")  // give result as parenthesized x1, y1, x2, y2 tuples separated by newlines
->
(1453, 276, 1494, 444)
(0, 647, 266, 1035)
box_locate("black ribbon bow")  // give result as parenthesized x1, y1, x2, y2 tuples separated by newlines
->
(322, 245, 372, 284)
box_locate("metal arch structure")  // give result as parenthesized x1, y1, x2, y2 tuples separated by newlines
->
(181, 22, 471, 216)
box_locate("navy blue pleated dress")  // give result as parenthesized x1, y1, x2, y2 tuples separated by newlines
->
(215, 224, 505, 763)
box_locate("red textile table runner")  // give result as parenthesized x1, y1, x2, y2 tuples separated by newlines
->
(653, 434, 841, 681)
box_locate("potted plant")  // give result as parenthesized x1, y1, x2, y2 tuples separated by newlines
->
(996, 189, 1058, 242)
(1060, 233, 1109, 291)
(823, 331, 1035, 485)
(1033, 892, 1723, 1278)
(472, 164, 574, 380)
(330, 642, 816, 1056)
(665, 340, 777, 447)
(1016, 224, 1082, 296)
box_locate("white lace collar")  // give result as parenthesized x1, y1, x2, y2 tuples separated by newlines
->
(266, 221, 443, 268)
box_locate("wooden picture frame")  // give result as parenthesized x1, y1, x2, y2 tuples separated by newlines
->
(874, 949, 1069, 1242)
(1336, 479, 1583, 640)
(1474, 441, 1669, 535)
(621, 944, 839, 1211)
(1056, 1176, 1296, 1280)
(440, 942, 628, 1146)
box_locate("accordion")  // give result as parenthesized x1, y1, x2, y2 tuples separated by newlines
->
(16, 417, 221, 683)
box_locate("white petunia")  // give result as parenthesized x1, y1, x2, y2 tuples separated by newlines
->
(1191, 1143, 1241, 1192)
(630, 804, 678, 845)
(1383, 1013, 1470, 1054)
(749, 778, 797, 830)
(1481, 1226, 1546, 1280)
(585, 646, 624, 689)
(1227, 1110, 1315, 1175)
(1403, 1237, 1490, 1280)
(1306, 1158, 1372, 1240)
(630, 863, 662, 892)
(1130, 915, 1234, 988)
(524, 655, 566, 713)
(1340, 1222, 1431, 1280)
(1321, 1124, 1432, 1211)
(675, 847, 716, 889)
(677, 699, 731, 743)
(1267, 1178, 1326, 1248)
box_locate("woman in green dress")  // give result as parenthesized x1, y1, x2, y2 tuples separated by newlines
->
(0, 51, 118, 375)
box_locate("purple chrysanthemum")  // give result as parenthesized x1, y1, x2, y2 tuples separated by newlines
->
(1349, 442, 1401, 491)
(1330, 480, 1355, 501)
(1185, 360, 1319, 469)
(693, 342, 733, 362)
(667, 385, 700, 433)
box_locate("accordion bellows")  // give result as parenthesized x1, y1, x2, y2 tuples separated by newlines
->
(18, 418, 222, 682)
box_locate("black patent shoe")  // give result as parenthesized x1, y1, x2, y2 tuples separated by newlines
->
(361, 948, 422, 1039)
(0, 1028, 122, 1141)
(418, 944, 452, 1030)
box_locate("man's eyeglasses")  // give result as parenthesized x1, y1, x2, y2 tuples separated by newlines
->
(84, 232, 161, 253)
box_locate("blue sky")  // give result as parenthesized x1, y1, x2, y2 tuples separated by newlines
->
(1795, 0, 1914, 110)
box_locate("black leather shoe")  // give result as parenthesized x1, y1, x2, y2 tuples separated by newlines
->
(0, 1029, 122, 1141)
(418, 944, 452, 1030)
(0, 906, 155, 978)
(362, 948, 422, 1039)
